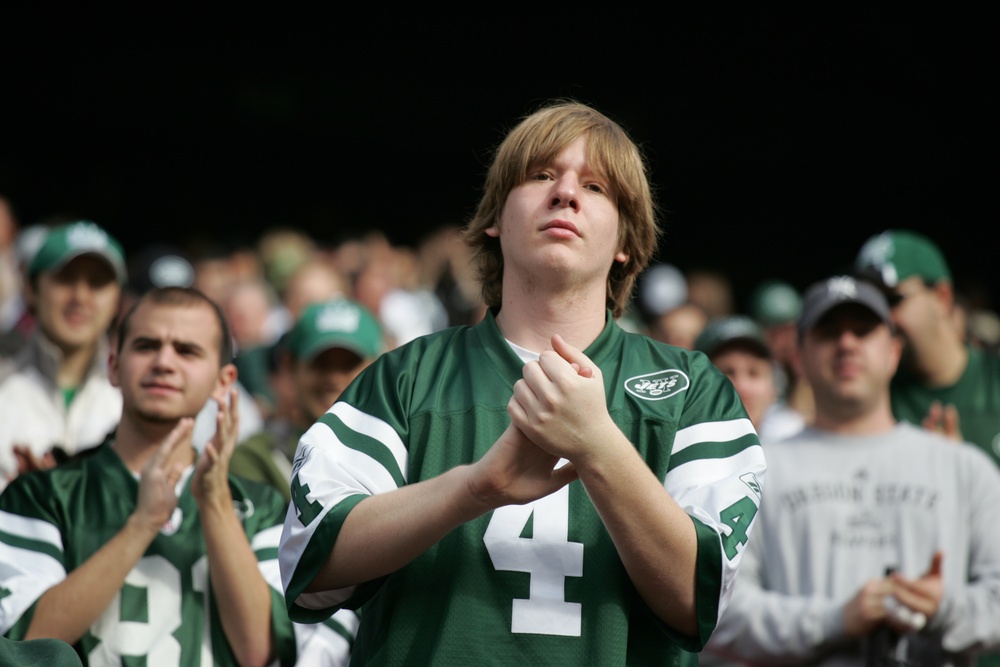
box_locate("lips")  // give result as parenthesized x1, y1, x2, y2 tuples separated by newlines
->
(141, 381, 181, 394)
(541, 220, 581, 237)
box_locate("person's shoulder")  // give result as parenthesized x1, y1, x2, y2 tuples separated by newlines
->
(619, 329, 714, 369)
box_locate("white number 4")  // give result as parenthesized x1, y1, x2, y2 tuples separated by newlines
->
(483, 486, 584, 637)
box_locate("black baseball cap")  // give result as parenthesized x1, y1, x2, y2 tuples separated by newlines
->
(798, 275, 893, 337)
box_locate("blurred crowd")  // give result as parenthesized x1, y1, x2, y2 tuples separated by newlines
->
(2, 187, 1000, 666)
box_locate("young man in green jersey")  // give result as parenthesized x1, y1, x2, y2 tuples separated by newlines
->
(280, 101, 767, 665)
(855, 230, 1000, 467)
(705, 276, 1000, 665)
(0, 287, 349, 665)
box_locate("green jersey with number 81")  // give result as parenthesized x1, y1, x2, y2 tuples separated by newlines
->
(280, 311, 766, 666)
(0, 441, 338, 666)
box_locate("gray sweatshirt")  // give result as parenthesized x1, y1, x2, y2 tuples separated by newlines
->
(705, 423, 1000, 666)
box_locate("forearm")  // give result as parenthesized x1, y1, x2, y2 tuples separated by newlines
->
(26, 515, 157, 642)
(574, 430, 699, 636)
(200, 497, 275, 667)
(308, 465, 486, 592)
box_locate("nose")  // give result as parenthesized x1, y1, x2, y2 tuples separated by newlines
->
(836, 328, 862, 349)
(549, 173, 580, 212)
(151, 346, 177, 372)
(69, 276, 94, 302)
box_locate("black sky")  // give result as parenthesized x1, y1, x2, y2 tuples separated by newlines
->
(2, 8, 996, 310)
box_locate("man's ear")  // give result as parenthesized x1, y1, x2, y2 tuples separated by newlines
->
(932, 280, 954, 311)
(614, 250, 628, 264)
(108, 348, 120, 388)
(217, 363, 238, 392)
(485, 221, 500, 238)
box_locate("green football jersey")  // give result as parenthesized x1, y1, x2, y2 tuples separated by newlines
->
(281, 311, 766, 666)
(891, 345, 1000, 467)
(0, 441, 352, 666)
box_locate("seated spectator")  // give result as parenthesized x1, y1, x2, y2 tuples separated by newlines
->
(0, 221, 125, 488)
(695, 315, 805, 444)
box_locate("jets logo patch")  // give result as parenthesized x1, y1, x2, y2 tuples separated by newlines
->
(624, 369, 690, 401)
(740, 473, 762, 500)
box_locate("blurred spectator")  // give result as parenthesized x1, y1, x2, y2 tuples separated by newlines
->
(687, 267, 734, 320)
(231, 297, 383, 502)
(855, 230, 1000, 467)
(224, 278, 282, 416)
(749, 279, 814, 426)
(0, 196, 22, 332)
(0, 221, 125, 488)
(650, 302, 709, 350)
(705, 275, 1000, 665)
(695, 315, 805, 444)
(281, 256, 346, 325)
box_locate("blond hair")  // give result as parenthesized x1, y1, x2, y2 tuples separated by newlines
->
(464, 101, 659, 318)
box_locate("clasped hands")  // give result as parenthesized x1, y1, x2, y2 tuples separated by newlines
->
(469, 335, 622, 509)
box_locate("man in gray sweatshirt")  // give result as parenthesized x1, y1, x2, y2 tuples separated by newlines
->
(704, 275, 1000, 666)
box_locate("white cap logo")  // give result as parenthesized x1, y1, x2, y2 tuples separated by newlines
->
(317, 303, 360, 333)
(858, 233, 899, 286)
(826, 276, 858, 301)
(66, 223, 110, 251)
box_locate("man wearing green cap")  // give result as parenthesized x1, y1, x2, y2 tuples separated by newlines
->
(856, 229, 1000, 468)
(231, 297, 384, 501)
(0, 221, 125, 488)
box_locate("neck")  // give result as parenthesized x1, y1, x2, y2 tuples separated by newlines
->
(494, 290, 608, 353)
(112, 413, 195, 474)
(812, 401, 896, 435)
(53, 339, 100, 390)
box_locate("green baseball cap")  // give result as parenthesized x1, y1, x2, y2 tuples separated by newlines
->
(855, 229, 951, 288)
(29, 220, 127, 284)
(286, 298, 383, 361)
(695, 316, 771, 360)
(749, 280, 802, 326)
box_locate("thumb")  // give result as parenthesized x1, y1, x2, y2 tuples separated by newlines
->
(551, 334, 595, 372)
(925, 551, 944, 578)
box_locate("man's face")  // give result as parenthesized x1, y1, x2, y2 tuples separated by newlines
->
(487, 135, 627, 292)
(883, 276, 945, 366)
(32, 255, 121, 353)
(801, 304, 900, 416)
(293, 347, 370, 423)
(711, 347, 776, 429)
(110, 302, 233, 424)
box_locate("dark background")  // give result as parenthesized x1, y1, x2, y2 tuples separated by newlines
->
(2, 8, 995, 311)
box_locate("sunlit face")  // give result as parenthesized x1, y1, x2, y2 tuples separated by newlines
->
(711, 347, 776, 428)
(110, 302, 234, 424)
(801, 304, 900, 416)
(293, 346, 371, 423)
(32, 255, 121, 353)
(487, 135, 627, 292)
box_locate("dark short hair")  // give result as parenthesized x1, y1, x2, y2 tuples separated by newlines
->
(116, 286, 234, 366)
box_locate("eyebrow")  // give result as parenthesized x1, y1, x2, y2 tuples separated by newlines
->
(130, 336, 207, 355)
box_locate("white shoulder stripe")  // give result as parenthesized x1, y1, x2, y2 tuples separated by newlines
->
(673, 418, 756, 452)
(329, 402, 407, 480)
(0, 509, 63, 550)
(251, 524, 283, 552)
